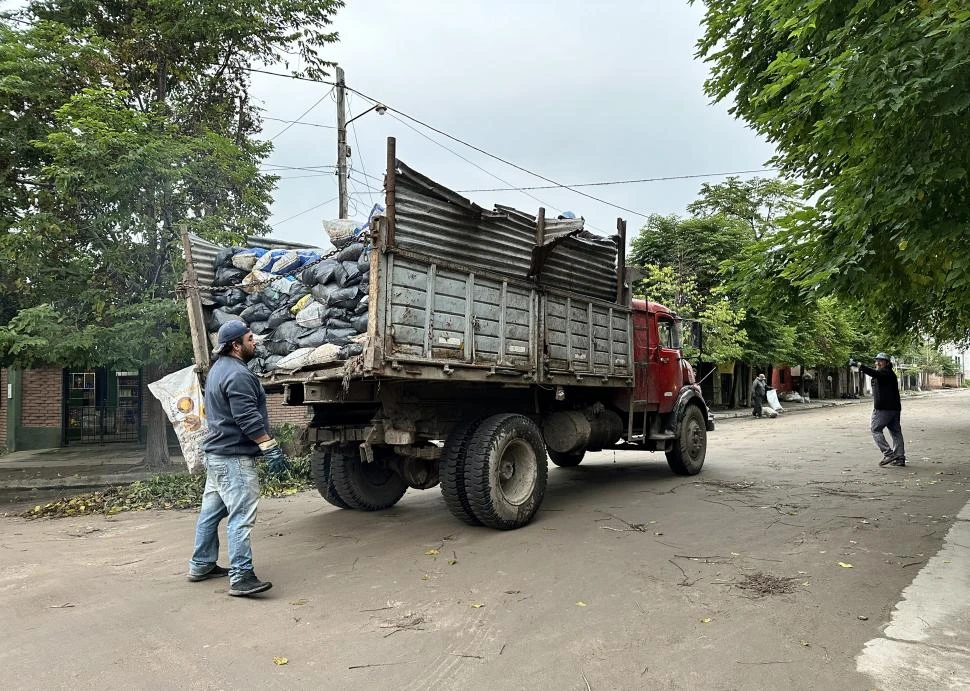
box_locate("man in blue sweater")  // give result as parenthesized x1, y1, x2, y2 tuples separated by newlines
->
(187, 320, 291, 597)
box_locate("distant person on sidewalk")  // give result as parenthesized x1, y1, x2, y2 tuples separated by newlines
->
(751, 373, 768, 418)
(187, 320, 291, 597)
(849, 353, 905, 467)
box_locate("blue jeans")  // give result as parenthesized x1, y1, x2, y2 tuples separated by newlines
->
(189, 454, 260, 581)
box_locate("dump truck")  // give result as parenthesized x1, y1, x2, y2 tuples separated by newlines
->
(180, 138, 714, 530)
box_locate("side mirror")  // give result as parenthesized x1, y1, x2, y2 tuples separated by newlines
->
(685, 320, 702, 350)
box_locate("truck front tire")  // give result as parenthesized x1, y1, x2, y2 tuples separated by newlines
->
(330, 446, 408, 511)
(311, 448, 352, 509)
(666, 406, 707, 476)
(463, 414, 548, 530)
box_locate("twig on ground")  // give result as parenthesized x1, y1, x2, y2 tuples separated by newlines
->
(736, 660, 793, 665)
(668, 559, 696, 586)
(901, 560, 925, 568)
(582, 671, 591, 690)
(451, 653, 483, 660)
(348, 661, 415, 670)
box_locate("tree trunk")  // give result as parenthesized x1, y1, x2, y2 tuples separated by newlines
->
(144, 363, 171, 468)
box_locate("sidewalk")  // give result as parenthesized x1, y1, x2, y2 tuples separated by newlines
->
(0, 444, 186, 500)
(714, 388, 946, 420)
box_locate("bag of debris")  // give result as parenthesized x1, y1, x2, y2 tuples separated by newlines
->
(208, 308, 238, 331)
(147, 366, 207, 475)
(355, 295, 369, 315)
(267, 306, 294, 329)
(211, 288, 247, 307)
(302, 259, 346, 286)
(295, 328, 331, 349)
(337, 242, 365, 263)
(274, 347, 317, 371)
(324, 326, 358, 346)
(326, 286, 361, 309)
(221, 301, 246, 316)
(215, 247, 241, 268)
(296, 301, 328, 329)
(214, 266, 247, 287)
(239, 302, 272, 323)
(290, 293, 314, 315)
(357, 248, 371, 274)
(323, 218, 360, 248)
(338, 342, 365, 359)
(340, 260, 362, 287)
(263, 354, 284, 371)
(766, 389, 785, 413)
(241, 269, 273, 294)
(231, 248, 267, 271)
(310, 283, 336, 303)
(351, 313, 368, 333)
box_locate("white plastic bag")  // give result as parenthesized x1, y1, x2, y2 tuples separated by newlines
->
(147, 366, 207, 475)
(766, 389, 785, 412)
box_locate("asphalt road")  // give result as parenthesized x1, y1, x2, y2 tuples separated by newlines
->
(2, 391, 969, 690)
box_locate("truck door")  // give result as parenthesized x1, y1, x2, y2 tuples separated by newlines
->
(653, 314, 683, 412)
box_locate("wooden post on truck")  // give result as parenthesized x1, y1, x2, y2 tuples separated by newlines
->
(385, 136, 396, 249)
(616, 218, 627, 304)
(179, 225, 213, 377)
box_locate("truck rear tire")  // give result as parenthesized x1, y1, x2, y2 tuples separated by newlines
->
(463, 414, 548, 530)
(311, 448, 352, 509)
(440, 418, 484, 526)
(666, 406, 707, 476)
(330, 446, 408, 511)
(549, 450, 585, 467)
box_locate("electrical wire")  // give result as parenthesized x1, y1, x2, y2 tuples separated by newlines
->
(273, 195, 338, 226)
(347, 93, 376, 207)
(262, 116, 336, 130)
(456, 169, 779, 193)
(267, 87, 334, 141)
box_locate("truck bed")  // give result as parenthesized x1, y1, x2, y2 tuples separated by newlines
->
(182, 159, 633, 390)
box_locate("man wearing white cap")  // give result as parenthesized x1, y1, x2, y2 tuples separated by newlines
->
(849, 353, 905, 467)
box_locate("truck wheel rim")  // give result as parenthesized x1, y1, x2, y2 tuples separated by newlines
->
(497, 438, 537, 505)
(686, 420, 704, 461)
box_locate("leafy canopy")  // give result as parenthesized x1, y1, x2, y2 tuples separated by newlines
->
(694, 0, 970, 341)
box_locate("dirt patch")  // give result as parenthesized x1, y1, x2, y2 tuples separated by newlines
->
(736, 572, 801, 597)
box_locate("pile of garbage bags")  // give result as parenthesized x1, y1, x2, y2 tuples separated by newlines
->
(205, 218, 373, 375)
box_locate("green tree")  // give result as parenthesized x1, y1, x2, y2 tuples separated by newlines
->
(0, 1, 343, 463)
(694, 0, 970, 341)
(687, 176, 803, 240)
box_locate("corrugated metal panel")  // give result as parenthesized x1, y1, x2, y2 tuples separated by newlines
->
(394, 161, 619, 303)
(187, 234, 324, 295)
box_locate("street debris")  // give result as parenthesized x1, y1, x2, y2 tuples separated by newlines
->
(838, 562, 854, 568)
(735, 572, 800, 597)
(273, 657, 288, 666)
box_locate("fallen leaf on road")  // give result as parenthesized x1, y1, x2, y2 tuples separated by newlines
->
(701, 618, 712, 624)
(800, 640, 810, 647)
(273, 657, 288, 666)
(425, 548, 440, 556)
(576, 601, 587, 607)
(839, 562, 854, 568)
(471, 603, 484, 608)
(858, 615, 868, 621)
(447, 559, 458, 566)
(50, 603, 74, 608)
(289, 599, 308, 606)
(421, 574, 430, 581)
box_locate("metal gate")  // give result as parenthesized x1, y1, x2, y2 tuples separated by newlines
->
(65, 405, 141, 444)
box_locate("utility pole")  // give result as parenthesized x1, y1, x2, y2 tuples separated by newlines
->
(335, 65, 348, 219)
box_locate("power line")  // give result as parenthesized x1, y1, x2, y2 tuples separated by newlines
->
(263, 116, 336, 130)
(347, 92, 376, 207)
(273, 195, 338, 226)
(267, 87, 334, 141)
(456, 169, 779, 193)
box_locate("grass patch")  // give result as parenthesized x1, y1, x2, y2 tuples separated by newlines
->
(21, 455, 314, 520)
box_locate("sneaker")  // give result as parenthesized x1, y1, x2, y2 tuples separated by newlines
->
(228, 571, 273, 597)
(891, 459, 906, 467)
(879, 457, 894, 467)
(187, 564, 230, 582)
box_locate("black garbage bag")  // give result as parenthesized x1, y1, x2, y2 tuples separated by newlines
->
(214, 266, 247, 287)
(338, 342, 365, 359)
(326, 286, 360, 309)
(254, 344, 269, 359)
(240, 302, 272, 323)
(354, 295, 369, 315)
(208, 308, 238, 332)
(351, 313, 368, 333)
(302, 259, 346, 286)
(267, 306, 294, 329)
(264, 355, 284, 371)
(211, 287, 247, 307)
(215, 247, 241, 268)
(325, 327, 358, 346)
(247, 357, 265, 374)
(296, 328, 331, 349)
(284, 280, 311, 307)
(221, 302, 245, 315)
(326, 317, 353, 331)
(310, 283, 335, 303)
(249, 320, 271, 335)
(340, 261, 362, 287)
(357, 249, 371, 274)
(337, 242, 365, 263)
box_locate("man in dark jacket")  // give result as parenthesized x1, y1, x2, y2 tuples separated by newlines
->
(751, 373, 768, 418)
(851, 353, 905, 467)
(187, 320, 291, 597)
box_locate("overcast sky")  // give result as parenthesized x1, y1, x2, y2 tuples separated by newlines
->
(252, 0, 776, 246)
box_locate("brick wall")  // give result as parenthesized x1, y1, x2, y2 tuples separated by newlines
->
(0, 368, 7, 447)
(266, 393, 312, 429)
(21, 368, 62, 427)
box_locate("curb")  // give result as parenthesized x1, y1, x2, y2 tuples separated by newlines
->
(0, 468, 188, 492)
(714, 398, 865, 420)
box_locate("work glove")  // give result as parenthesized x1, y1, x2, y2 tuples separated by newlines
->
(259, 440, 291, 478)
(847, 358, 858, 367)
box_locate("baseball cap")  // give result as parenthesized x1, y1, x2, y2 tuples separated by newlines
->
(213, 320, 251, 355)
(874, 352, 890, 361)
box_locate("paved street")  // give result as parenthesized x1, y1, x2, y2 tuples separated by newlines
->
(2, 390, 968, 690)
